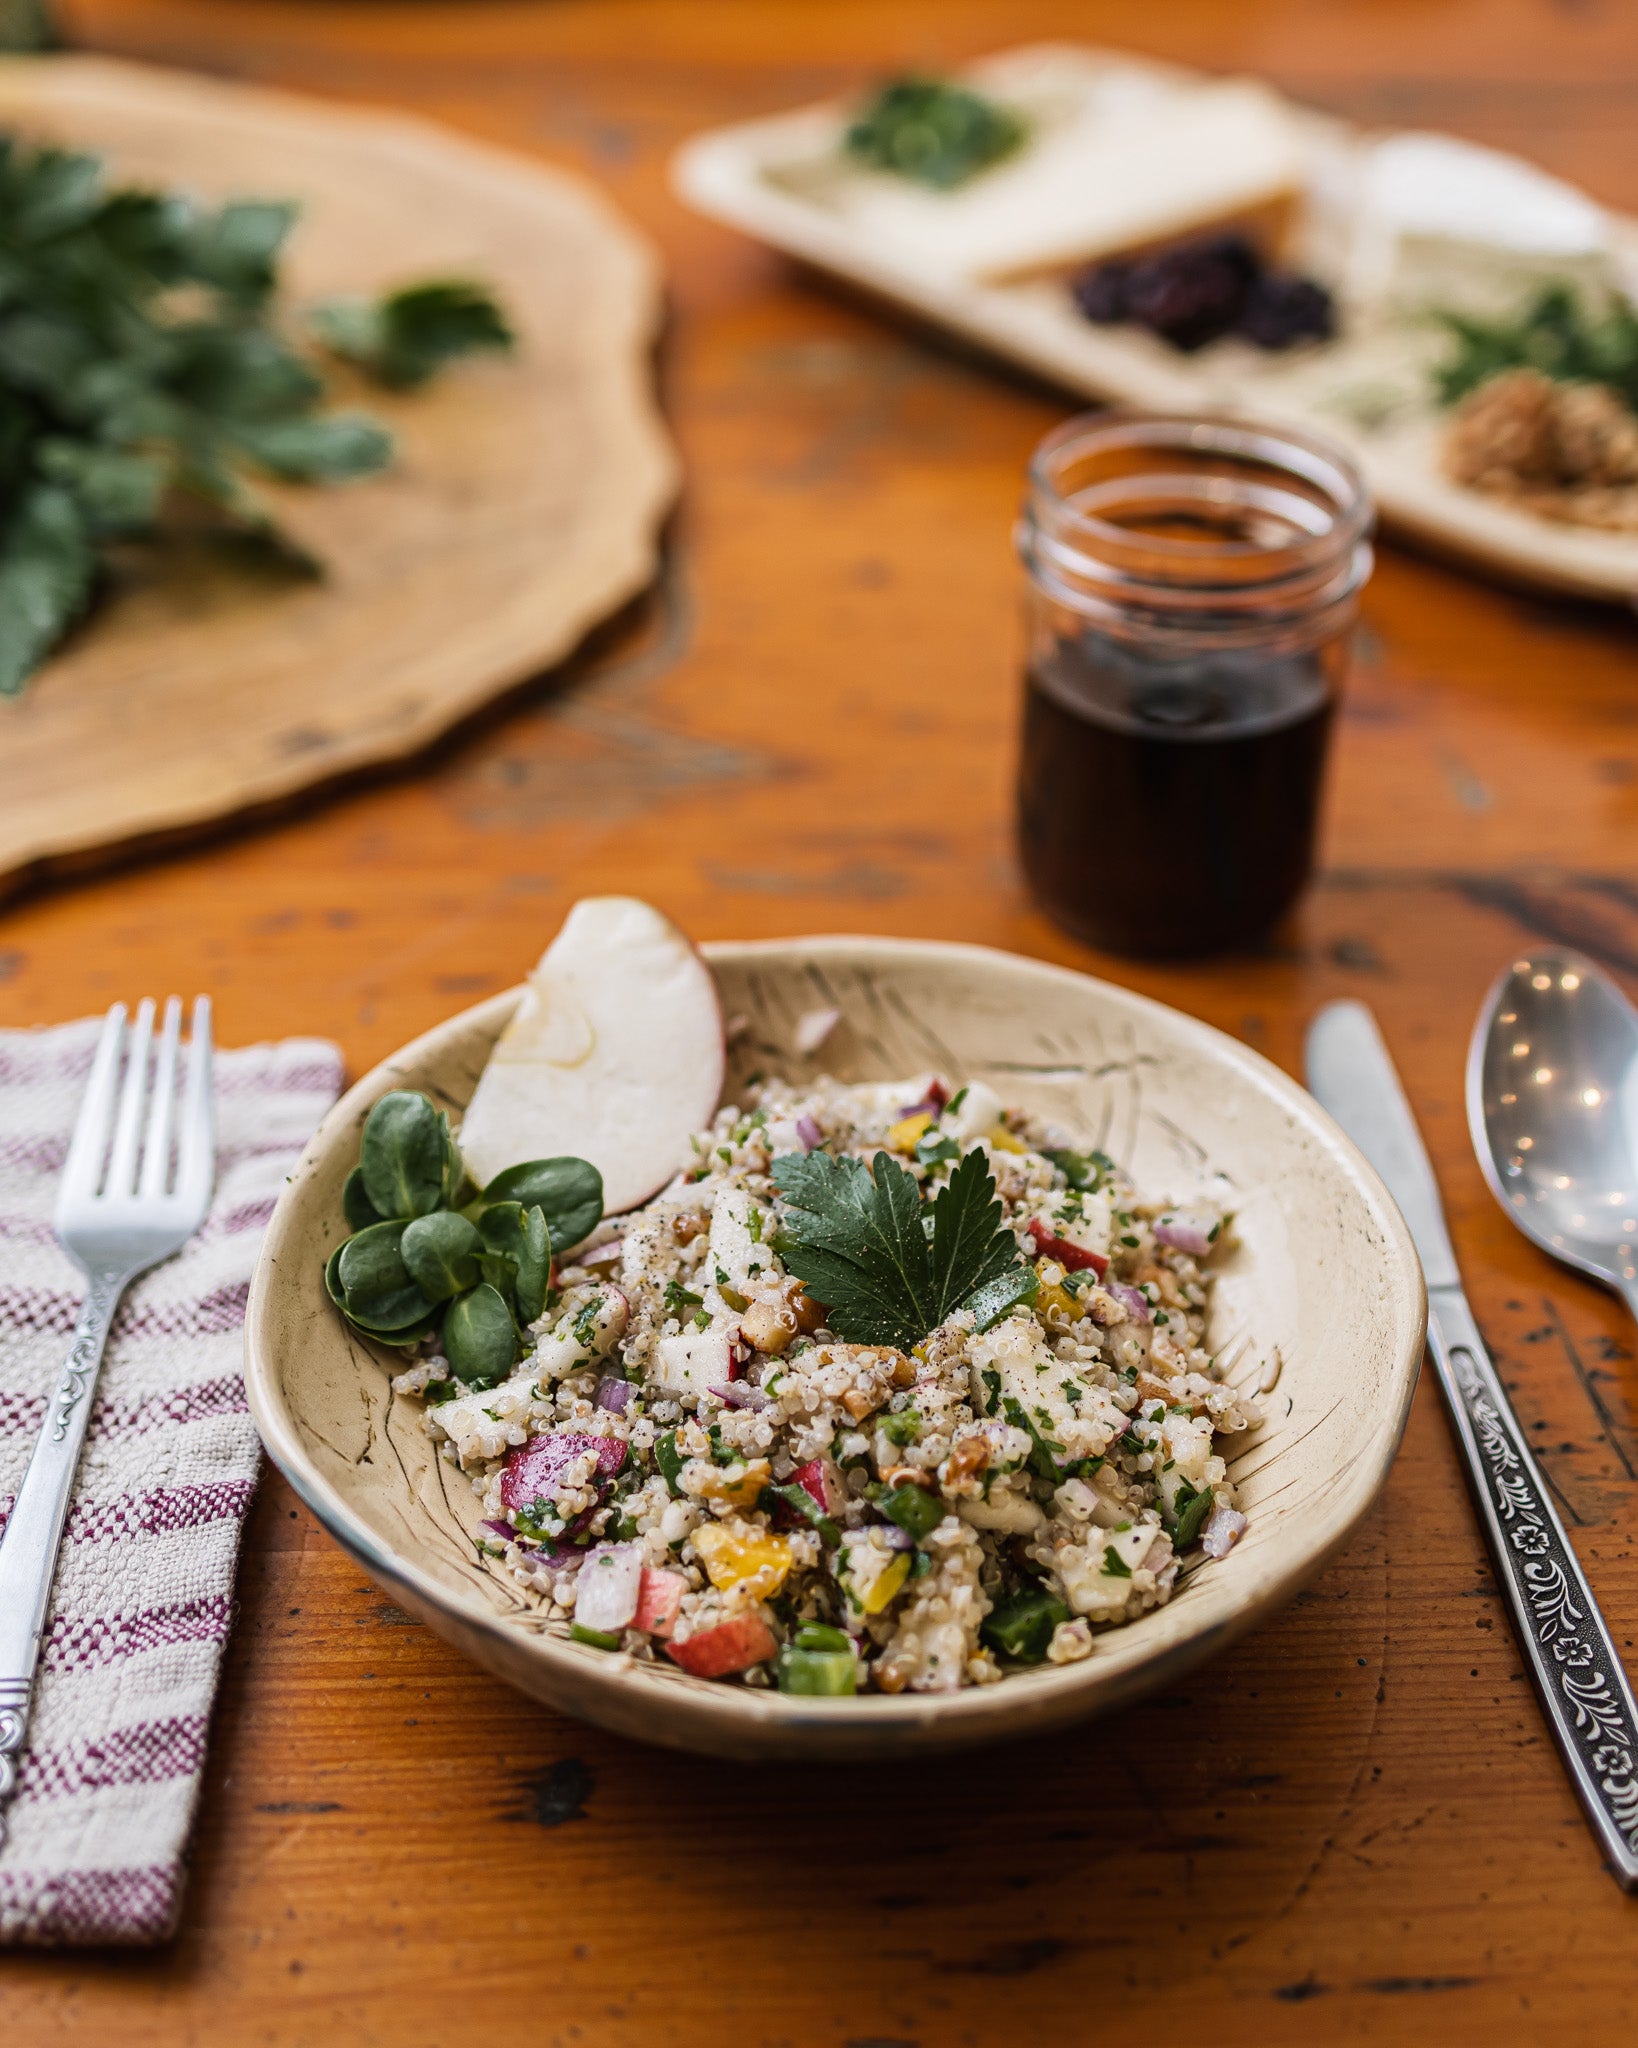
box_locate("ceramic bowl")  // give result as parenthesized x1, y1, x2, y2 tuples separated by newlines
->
(245, 937, 1425, 1759)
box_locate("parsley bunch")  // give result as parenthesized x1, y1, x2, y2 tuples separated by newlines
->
(0, 136, 511, 695)
(843, 76, 1028, 191)
(1434, 284, 1638, 411)
(771, 1144, 1038, 1353)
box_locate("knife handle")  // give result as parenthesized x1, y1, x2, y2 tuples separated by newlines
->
(1427, 1283, 1638, 1889)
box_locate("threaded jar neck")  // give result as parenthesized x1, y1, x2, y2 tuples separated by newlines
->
(1019, 410, 1374, 656)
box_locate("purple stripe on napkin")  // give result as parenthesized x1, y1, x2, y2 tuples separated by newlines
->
(0, 1017, 341, 1946)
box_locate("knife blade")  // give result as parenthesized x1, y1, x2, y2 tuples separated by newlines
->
(1306, 997, 1638, 1891)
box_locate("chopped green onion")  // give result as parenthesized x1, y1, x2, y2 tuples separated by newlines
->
(655, 1430, 685, 1497)
(881, 1483, 946, 1543)
(570, 1623, 622, 1651)
(793, 1623, 851, 1654)
(775, 1644, 857, 1695)
(769, 1483, 841, 1547)
(980, 1587, 1069, 1663)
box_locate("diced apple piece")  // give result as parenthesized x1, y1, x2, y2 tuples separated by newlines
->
(633, 1566, 687, 1639)
(458, 897, 726, 1216)
(791, 1457, 845, 1516)
(665, 1610, 778, 1679)
(652, 1327, 735, 1399)
(573, 1542, 643, 1634)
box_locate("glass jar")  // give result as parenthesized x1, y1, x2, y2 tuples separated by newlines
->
(1015, 410, 1373, 959)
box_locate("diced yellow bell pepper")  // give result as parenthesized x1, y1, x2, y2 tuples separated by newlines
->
(860, 1550, 912, 1615)
(1033, 1260, 1081, 1324)
(696, 1455, 771, 1508)
(886, 1110, 934, 1153)
(692, 1521, 794, 1597)
(988, 1126, 1026, 1154)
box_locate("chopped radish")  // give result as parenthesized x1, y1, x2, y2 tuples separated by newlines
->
(791, 1456, 845, 1516)
(499, 1431, 626, 1514)
(665, 1610, 777, 1678)
(573, 1542, 643, 1633)
(653, 1327, 736, 1398)
(457, 897, 726, 1215)
(634, 1566, 687, 1638)
(1028, 1219, 1109, 1276)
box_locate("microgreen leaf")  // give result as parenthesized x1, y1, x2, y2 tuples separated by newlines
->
(442, 1281, 519, 1388)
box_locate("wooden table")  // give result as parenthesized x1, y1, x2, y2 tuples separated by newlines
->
(5, 0, 1638, 2037)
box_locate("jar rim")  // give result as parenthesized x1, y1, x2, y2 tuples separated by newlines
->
(1026, 408, 1373, 574)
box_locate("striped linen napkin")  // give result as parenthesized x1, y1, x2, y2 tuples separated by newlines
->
(0, 1017, 341, 1946)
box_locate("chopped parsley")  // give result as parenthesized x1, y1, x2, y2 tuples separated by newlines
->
(1101, 1545, 1133, 1579)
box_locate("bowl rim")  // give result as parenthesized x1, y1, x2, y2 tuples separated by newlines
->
(245, 933, 1426, 1743)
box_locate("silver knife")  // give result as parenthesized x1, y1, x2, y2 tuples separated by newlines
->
(1307, 998, 1638, 1892)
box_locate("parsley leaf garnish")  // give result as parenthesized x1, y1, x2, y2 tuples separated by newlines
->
(771, 1144, 1032, 1351)
(0, 137, 510, 693)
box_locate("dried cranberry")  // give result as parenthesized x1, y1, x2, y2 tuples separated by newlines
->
(1072, 257, 1134, 325)
(1123, 238, 1253, 352)
(1235, 272, 1335, 349)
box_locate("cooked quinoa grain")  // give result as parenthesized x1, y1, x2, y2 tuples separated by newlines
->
(393, 1074, 1259, 1693)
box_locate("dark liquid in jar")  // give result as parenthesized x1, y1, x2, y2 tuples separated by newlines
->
(1018, 630, 1335, 958)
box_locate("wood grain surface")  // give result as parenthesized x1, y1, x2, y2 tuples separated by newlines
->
(0, 55, 676, 896)
(3, 0, 1638, 2040)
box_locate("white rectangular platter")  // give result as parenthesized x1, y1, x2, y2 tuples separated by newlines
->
(674, 42, 1638, 604)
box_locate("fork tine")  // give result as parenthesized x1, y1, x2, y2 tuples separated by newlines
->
(138, 997, 183, 1199)
(105, 997, 155, 1198)
(173, 997, 214, 1220)
(57, 1005, 127, 1211)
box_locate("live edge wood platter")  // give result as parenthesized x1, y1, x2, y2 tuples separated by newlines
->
(0, 56, 678, 900)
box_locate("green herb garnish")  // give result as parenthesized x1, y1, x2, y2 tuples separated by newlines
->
(1433, 283, 1638, 409)
(0, 137, 511, 695)
(322, 1088, 601, 1386)
(844, 76, 1027, 191)
(1172, 1479, 1216, 1548)
(771, 1144, 1032, 1353)
(1003, 1397, 1065, 1486)
(308, 279, 511, 389)
(1101, 1545, 1133, 1580)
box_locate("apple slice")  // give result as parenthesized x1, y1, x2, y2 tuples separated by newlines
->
(459, 897, 725, 1216)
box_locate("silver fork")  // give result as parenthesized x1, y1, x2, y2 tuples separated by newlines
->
(0, 998, 214, 1841)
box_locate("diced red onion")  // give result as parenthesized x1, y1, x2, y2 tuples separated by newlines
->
(595, 1375, 634, 1414)
(1153, 1211, 1218, 1259)
(581, 1239, 624, 1268)
(711, 1381, 771, 1410)
(795, 1114, 823, 1151)
(1201, 1504, 1247, 1559)
(499, 1430, 627, 1513)
(1108, 1281, 1152, 1324)
(896, 1078, 949, 1119)
(481, 1518, 516, 1541)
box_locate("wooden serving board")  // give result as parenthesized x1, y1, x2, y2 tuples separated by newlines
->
(0, 56, 678, 896)
(675, 41, 1638, 603)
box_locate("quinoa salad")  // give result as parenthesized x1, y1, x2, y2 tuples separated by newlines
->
(391, 1075, 1260, 1695)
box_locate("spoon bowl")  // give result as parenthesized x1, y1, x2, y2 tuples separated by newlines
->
(1468, 948, 1638, 1318)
